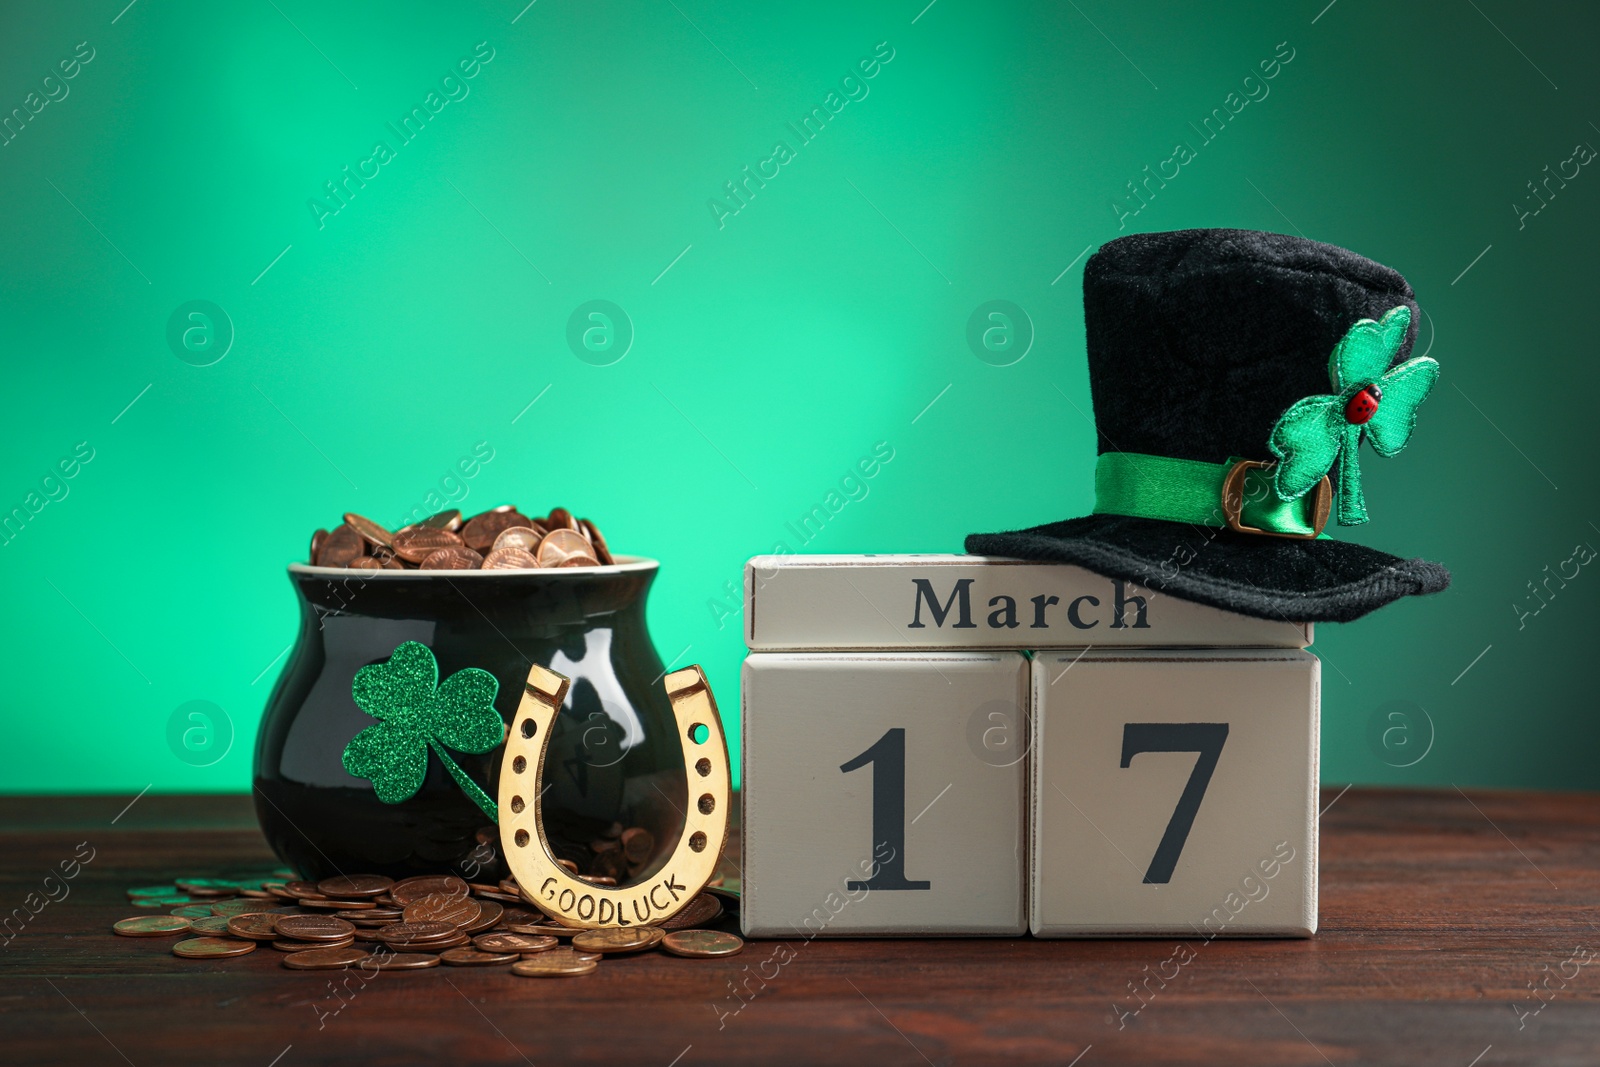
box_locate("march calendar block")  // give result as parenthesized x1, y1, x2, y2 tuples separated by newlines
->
(1030, 649, 1319, 938)
(741, 652, 1029, 937)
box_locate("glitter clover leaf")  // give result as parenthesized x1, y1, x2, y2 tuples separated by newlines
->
(1267, 306, 1439, 526)
(342, 641, 504, 822)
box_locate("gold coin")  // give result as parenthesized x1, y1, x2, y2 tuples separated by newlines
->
(318, 524, 364, 568)
(317, 874, 394, 898)
(473, 933, 557, 954)
(570, 927, 663, 955)
(274, 915, 357, 942)
(342, 513, 394, 549)
(661, 930, 744, 959)
(482, 547, 540, 570)
(491, 526, 543, 553)
(392, 526, 464, 563)
(511, 950, 598, 977)
(535, 528, 595, 567)
(225, 913, 279, 941)
(439, 947, 519, 966)
(282, 946, 370, 970)
(660, 893, 724, 931)
(273, 935, 355, 951)
(418, 546, 484, 570)
(113, 916, 192, 937)
(366, 951, 441, 970)
(172, 936, 257, 959)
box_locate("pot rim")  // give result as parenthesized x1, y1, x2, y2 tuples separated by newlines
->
(288, 554, 659, 578)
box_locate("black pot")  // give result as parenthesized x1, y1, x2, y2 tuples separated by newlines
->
(253, 557, 684, 884)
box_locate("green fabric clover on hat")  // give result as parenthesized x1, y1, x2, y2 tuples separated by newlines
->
(1269, 305, 1440, 526)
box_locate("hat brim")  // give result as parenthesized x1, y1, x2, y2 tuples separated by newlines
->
(965, 514, 1449, 624)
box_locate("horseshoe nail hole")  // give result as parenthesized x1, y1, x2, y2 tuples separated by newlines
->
(514, 829, 529, 847)
(512, 756, 526, 774)
(698, 794, 715, 815)
(689, 831, 707, 853)
(520, 719, 537, 739)
(688, 722, 709, 745)
(695, 757, 711, 777)
(510, 795, 525, 814)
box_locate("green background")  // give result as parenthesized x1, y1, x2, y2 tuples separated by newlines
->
(2, 0, 1595, 796)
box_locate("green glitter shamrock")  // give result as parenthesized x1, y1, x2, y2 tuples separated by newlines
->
(342, 641, 504, 822)
(1267, 306, 1439, 526)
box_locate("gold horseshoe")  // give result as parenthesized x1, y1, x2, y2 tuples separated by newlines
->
(498, 663, 731, 929)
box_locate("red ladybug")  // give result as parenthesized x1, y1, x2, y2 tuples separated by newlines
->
(1345, 383, 1382, 425)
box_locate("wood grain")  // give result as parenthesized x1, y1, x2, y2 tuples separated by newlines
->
(0, 788, 1596, 1066)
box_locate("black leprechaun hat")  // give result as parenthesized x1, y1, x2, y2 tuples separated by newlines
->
(966, 228, 1450, 624)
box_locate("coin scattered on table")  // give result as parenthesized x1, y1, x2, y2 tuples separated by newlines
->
(403, 895, 480, 927)
(474, 932, 557, 954)
(366, 952, 441, 971)
(660, 893, 724, 931)
(282, 946, 370, 970)
(225, 913, 279, 941)
(511, 950, 599, 978)
(113, 916, 192, 937)
(310, 507, 616, 569)
(273, 936, 355, 952)
(389, 875, 469, 906)
(172, 937, 257, 959)
(316, 874, 393, 898)
(571, 927, 664, 955)
(109, 863, 742, 980)
(662, 930, 744, 958)
(274, 915, 356, 942)
(440, 947, 520, 966)
(211, 898, 276, 917)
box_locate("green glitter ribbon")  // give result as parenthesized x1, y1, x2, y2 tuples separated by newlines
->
(342, 641, 504, 823)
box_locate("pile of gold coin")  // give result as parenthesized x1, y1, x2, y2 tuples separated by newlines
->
(309, 505, 615, 571)
(112, 871, 742, 975)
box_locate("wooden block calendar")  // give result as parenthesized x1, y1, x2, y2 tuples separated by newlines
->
(739, 554, 1320, 939)
(740, 652, 1029, 937)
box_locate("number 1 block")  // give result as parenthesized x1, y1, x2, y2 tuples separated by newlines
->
(741, 652, 1029, 937)
(1031, 649, 1319, 937)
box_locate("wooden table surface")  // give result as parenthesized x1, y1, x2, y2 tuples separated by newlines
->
(1, 788, 1596, 1066)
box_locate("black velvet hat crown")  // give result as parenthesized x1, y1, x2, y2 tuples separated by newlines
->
(966, 228, 1450, 624)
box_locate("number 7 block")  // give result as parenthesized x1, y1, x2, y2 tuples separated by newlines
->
(1030, 649, 1319, 937)
(741, 652, 1030, 937)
